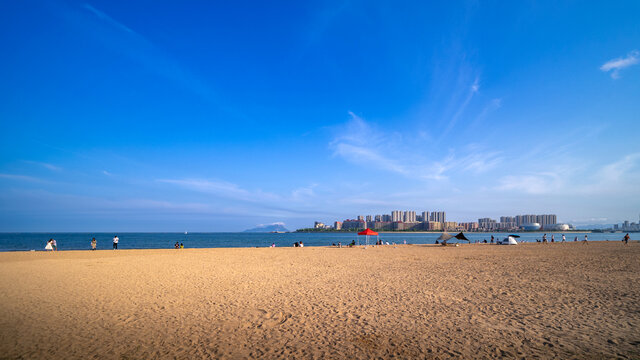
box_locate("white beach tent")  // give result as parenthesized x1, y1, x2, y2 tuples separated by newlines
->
(499, 235, 520, 245)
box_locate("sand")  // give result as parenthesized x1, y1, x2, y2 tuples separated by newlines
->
(0, 242, 639, 359)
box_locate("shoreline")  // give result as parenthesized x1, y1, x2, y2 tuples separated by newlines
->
(4, 239, 637, 253)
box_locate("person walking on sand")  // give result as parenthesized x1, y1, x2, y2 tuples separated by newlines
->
(91, 237, 97, 250)
(51, 238, 57, 251)
(562, 234, 566, 243)
(45, 239, 54, 251)
(624, 233, 630, 245)
(582, 234, 588, 244)
(551, 234, 555, 243)
(542, 234, 547, 244)
(113, 235, 119, 250)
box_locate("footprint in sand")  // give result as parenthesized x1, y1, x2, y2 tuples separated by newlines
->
(254, 310, 292, 329)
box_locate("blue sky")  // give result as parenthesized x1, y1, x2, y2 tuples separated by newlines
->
(1, 0, 639, 231)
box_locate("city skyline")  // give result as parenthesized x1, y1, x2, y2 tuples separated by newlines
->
(1, 2, 639, 231)
(315, 210, 561, 232)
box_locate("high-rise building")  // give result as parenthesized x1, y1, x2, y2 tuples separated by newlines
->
(342, 219, 365, 230)
(404, 211, 416, 223)
(444, 221, 458, 231)
(478, 218, 497, 230)
(374, 215, 382, 222)
(515, 214, 556, 228)
(535, 214, 557, 229)
(382, 214, 392, 222)
(422, 211, 429, 224)
(366, 215, 372, 222)
(499, 216, 517, 230)
(427, 221, 443, 231)
(430, 211, 446, 223)
(334, 221, 342, 230)
(357, 215, 364, 221)
(391, 210, 403, 222)
(459, 222, 479, 231)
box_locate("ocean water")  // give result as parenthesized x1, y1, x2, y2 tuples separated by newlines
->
(0, 232, 629, 251)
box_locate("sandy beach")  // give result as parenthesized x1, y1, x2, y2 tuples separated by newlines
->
(0, 242, 638, 359)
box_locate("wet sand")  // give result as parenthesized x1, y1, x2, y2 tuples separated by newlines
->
(0, 242, 639, 359)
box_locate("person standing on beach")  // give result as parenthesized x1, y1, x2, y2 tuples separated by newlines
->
(551, 234, 555, 243)
(582, 234, 588, 245)
(542, 234, 547, 244)
(45, 239, 53, 251)
(562, 234, 566, 243)
(91, 238, 97, 250)
(624, 233, 630, 245)
(113, 235, 119, 250)
(51, 238, 57, 251)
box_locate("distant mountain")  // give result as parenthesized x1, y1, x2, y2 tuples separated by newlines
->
(244, 223, 289, 233)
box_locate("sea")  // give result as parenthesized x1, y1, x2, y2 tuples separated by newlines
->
(0, 232, 629, 252)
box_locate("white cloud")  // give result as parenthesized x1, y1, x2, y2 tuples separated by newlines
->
(600, 50, 639, 79)
(330, 112, 409, 175)
(61, 2, 228, 112)
(102, 170, 113, 176)
(470, 77, 479, 93)
(330, 112, 502, 181)
(82, 3, 134, 33)
(24, 160, 61, 171)
(495, 153, 640, 197)
(436, 78, 480, 144)
(496, 173, 561, 195)
(597, 153, 640, 183)
(157, 178, 277, 202)
(0, 173, 45, 183)
(255, 221, 287, 227)
(291, 185, 317, 201)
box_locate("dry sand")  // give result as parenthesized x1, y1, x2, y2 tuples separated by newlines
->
(0, 242, 639, 359)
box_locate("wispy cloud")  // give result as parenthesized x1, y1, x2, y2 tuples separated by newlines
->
(435, 77, 480, 145)
(330, 112, 409, 175)
(600, 50, 639, 79)
(82, 4, 134, 33)
(330, 112, 502, 181)
(157, 178, 276, 202)
(0, 173, 45, 183)
(61, 2, 232, 114)
(597, 153, 640, 183)
(102, 170, 113, 176)
(254, 221, 287, 227)
(24, 160, 62, 172)
(496, 172, 562, 195)
(291, 184, 317, 201)
(496, 153, 640, 197)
